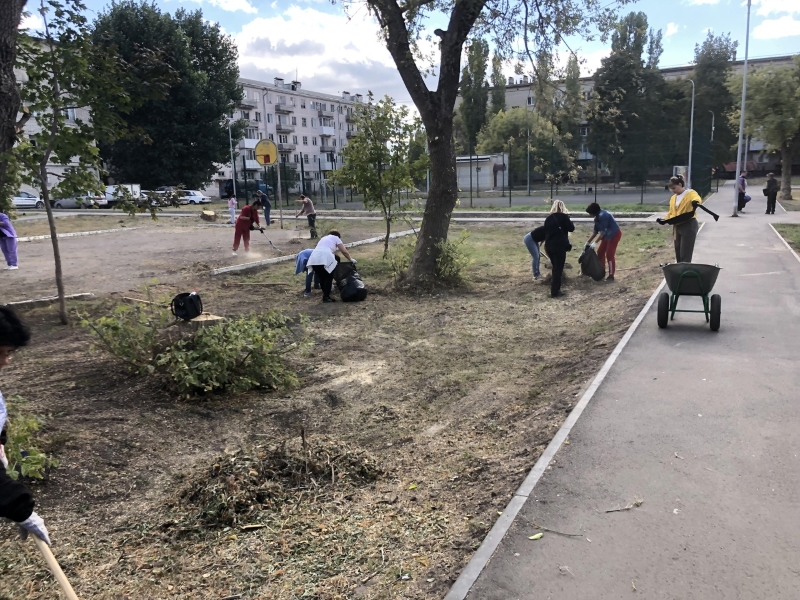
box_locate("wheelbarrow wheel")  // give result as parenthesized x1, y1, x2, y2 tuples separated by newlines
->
(710, 294, 721, 331)
(657, 292, 670, 329)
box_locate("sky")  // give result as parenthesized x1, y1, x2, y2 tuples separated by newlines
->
(22, 0, 800, 106)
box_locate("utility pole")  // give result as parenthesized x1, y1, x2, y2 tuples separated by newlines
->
(469, 146, 473, 208)
(709, 110, 715, 142)
(733, 0, 752, 217)
(688, 78, 696, 189)
(228, 121, 237, 203)
(508, 140, 512, 207)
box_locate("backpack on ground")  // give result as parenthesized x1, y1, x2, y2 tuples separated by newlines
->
(578, 246, 605, 281)
(171, 292, 203, 320)
(332, 262, 367, 302)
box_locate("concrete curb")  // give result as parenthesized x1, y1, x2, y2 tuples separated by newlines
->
(208, 229, 417, 276)
(4, 292, 94, 308)
(769, 223, 800, 265)
(17, 228, 137, 243)
(444, 278, 667, 600)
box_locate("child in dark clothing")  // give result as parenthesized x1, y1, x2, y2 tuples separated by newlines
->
(0, 307, 50, 544)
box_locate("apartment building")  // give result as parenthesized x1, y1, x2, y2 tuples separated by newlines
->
(216, 77, 363, 193)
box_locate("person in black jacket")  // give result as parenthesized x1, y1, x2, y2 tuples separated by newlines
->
(765, 173, 779, 215)
(543, 200, 575, 298)
(0, 307, 50, 545)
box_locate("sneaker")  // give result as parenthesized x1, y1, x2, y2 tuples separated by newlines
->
(232, 251, 237, 256)
(5, 266, 18, 270)
(606, 275, 615, 282)
(551, 291, 565, 298)
(303, 292, 312, 298)
(322, 296, 336, 303)
(533, 274, 541, 281)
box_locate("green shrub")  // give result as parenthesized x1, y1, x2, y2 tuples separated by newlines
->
(3, 396, 59, 480)
(84, 302, 306, 397)
(435, 230, 473, 284)
(388, 237, 415, 279)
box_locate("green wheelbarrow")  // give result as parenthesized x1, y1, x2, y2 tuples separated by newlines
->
(657, 263, 722, 331)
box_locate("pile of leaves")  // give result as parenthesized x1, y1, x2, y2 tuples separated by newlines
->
(172, 436, 384, 528)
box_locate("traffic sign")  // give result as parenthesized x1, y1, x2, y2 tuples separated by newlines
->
(254, 139, 278, 166)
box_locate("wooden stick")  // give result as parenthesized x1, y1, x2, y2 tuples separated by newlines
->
(33, 536, 80, 600)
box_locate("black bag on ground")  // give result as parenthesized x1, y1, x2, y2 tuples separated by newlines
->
(171, 292, 203, 320)
(578, 246, 605, 281)
(332, 262, 367, 302)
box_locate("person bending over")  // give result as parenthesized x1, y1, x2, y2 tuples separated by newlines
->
(306, 230, 355, 303)
(232, 200, 262, 256)
(585, 202, 622, 281)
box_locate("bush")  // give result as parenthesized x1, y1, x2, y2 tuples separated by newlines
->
(435, 230, 473, 284)
(3, 396, 59, 480)
(84, 301, 306, 397)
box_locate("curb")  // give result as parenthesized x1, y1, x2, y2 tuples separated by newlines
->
(208, 229, 417, 276)
(17, 228, 137, 243)
(769, 223, 800, 265)
(4, 292, 95, 308)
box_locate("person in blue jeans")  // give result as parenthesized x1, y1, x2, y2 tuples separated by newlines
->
(523, 226, 547, 280)
(295, 248, 320, 297)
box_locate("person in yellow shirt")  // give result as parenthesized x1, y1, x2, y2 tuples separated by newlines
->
(657, 174, 703, 263)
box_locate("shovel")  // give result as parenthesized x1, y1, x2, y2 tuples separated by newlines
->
(33, 536, 80, 599)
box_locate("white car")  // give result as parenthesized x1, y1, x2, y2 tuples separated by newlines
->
(179, 190, 212, 205)
(12, 191, 44, 209)
(52, 193, 107, 209)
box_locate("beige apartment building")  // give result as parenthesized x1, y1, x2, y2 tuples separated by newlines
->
(215, 77, 363, 194)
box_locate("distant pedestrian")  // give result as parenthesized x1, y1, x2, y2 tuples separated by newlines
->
(765, 172, 779, 215)
(227, 194, 237, 225)
(307, 229, 355, 303)
(232, 200, 262, 256)
(657, 174, 703, 263)
(0, 212, 18, 270)
(295, 194, 317, 239)
(295, 248, 321, 297)
(256, 189, 272, 225)
(737, 171, 748, 213)
(523, 226, 546, 281)
(585, 202, 622, 281)
(543, 200, 575, 298)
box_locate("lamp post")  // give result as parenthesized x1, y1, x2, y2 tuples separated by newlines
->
(709, 110, 715, 142)
(733, 0, 752, 217)
(527, 89, 532, 196)
(688, 78, 695, 189)
(227, 120, 237, 202)
(508, 139, 513, 207)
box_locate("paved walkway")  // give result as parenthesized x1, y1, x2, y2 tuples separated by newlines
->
(457, 184, 800, 598)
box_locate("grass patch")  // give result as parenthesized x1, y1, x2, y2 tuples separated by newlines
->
(774, 224, 800, 252)
(11, 214, 141, 237)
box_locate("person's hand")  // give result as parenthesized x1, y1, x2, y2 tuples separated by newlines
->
(0, 444, 7, 469)
(18, 512, 50, 546)
(351, 258, 357, 264)
(656, 218, 666, 225)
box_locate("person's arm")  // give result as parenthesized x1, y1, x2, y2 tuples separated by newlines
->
(336, 242, 353, 262)
(738, 179, 745, 193)
(0, 465, 35, 523)
(565, 215, 575, 233)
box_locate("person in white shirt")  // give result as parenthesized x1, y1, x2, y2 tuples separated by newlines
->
(306, 230, 355, 303)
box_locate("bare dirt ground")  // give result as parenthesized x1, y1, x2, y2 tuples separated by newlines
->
(0, 222, 673, 599)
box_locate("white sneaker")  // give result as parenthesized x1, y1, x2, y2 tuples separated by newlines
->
(5, 266, 18, 270)
(232, 251, 237, 257)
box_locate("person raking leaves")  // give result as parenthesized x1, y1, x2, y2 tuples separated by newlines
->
(0, 307, 51, 546)
(232, 199, 263, 257)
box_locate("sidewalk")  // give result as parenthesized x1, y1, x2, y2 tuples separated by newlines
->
(456, 185, 800, 598)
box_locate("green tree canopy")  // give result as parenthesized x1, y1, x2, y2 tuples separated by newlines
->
(490, 54, 507, 115)
(92, 1, 242, 189)
(459, 39, 490, 152)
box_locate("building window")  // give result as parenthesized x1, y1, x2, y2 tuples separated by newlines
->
(340, 122, 344, 130)
(332, 139, 336, 147)
(245, 149, 255, 160)
(300, 99, 306, 108)
(278, 95, 285, 104)
(268, 133, 274, 141)
(302, 118, 307, 127)
(527, 96, 533, 106)
(62, 108, 77, 121)
(255, 111, 262, 121)
(245, 127, 259, 139)
(292, 116, 297, 125)
(281, 154, 289, 163)
(311, 118, 316, 128)
(293, 154, 299, 163)
(258, 131, 263, 140)
(218, 171, 225, 177)
(312, 137, 317, 146)
(267, 114, 273, 123)
(302, 136, 308, 145)
(314, 172, 320, 180)
(241, 110, 250, 120)
(279, 134, 288, 143)
(304, 153, 309, 164)
(580, 126, 589, 137)
(292, 135, 298, 144)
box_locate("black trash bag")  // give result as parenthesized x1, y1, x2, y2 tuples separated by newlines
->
(171, 292, 203, 320)
(332, 262, 367, 302)
(578, 246, 605, 281)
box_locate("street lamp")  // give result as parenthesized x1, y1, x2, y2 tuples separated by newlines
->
(687, 78, 695, 189)
(508, 139, 513, 207)
(733, 0, 752, 217)
(227, 119, 237, 201)
(709, 110, 715, 142)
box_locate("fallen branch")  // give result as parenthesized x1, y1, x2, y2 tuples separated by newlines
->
(605, 498, 644, 513)
(520, 516, 583, 538)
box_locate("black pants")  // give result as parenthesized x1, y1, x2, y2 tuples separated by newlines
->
(307, 214, 317, 239)
(767, 193, 777, 214)
(545, 242, 567, 297)
(312, 265, 334, 299)
(737, 192, 747, 211)
(674, 219, 698, 263)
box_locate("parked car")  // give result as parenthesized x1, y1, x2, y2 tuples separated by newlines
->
(12, 191, 44, 209)
(179, 190, 212, 205)
(51, 193, 106, 209)
(105, 184, 141, 208)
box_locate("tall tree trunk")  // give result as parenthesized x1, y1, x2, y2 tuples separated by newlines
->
(0, 1, 27, 201)
(780, 142, 794, 201)
(407, 119, 457, 283)
(38, 164, 68, 324)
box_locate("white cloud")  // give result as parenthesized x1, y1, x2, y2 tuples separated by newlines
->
(19, 12, 44, 31)
(578, 48, 611, 77)
(666, 22, 680, 37)
(754, 0, 800, 17)
(753, 15, 800, 38)
(183, 0, 258, 14)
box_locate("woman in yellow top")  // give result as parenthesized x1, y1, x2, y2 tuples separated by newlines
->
(657, 174, 703, 263)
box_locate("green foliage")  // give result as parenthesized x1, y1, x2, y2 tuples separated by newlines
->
(112, 185, 183, 219)
(435, 231, 473, 284)
(92, 1, 244, 189)
(84, 301, 305, 397)
(3, 396, 59, 481)
(388, 236, 415, 280)
(490, 54, 507, 115)
(459, 39, 490, 151)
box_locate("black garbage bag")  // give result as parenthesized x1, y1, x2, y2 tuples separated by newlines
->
(332, 261, 368, 302)
(578, 246, 605, 281)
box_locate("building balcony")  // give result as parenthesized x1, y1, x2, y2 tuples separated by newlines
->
(239, 138, 258, 149)
(245, 159, 262, 170)
(320, 144, 335, 153)
(346, 131, 354, 139)
(276, 124, 295, 133)
(239, 97, 257, 108)
(278, 143, 296, 152)
(284, 162, 298, 169)
(319, 125, 335, 137)
(318, 109, 335, 118)
(345, 114, 353, 123)
(275, 102, 294, 114)
(318, 161, 336, 171)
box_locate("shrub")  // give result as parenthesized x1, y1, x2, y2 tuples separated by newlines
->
(84, 302, 306, 397)
(3, 396, 59, 480)
(435, 230, 473, 284)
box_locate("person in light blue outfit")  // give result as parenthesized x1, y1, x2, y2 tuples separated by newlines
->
(295, 248, 320, 297)
(523, 226, 547, 280)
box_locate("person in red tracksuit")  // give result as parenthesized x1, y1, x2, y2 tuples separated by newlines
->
(232, 200, 262, 256)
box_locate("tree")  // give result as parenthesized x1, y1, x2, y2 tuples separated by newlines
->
(92, 1, 243, 189)
(458, 39, 489, 152)
(16, 0, 170, 324)
(330, 94, 424, 257)
(354, 0, 622, 283)
(0, 0, 28, 212)
(490, 54, 507, 115)
(727, 56, 800, 200)
(559, 54, 584, 155)
(692, 32, 738, 166)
